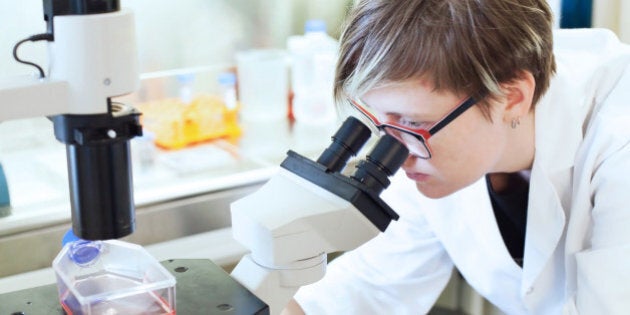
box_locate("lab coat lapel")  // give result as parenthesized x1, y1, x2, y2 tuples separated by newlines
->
(520, 29, 630, 309)
(520, 52, 583, 301)
(519, 106, 574, 309)
(422, 178, 527, 313)
(521, 162, 566, 297)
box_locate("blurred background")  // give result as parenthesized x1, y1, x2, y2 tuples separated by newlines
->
(1, 0, 627, 78)
(0, 0, 353, 76)
(0, 1, 628, 314)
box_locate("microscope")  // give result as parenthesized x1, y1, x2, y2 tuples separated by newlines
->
(0, 1, 410, 314)
(0, 0, 141, 240)
(230, 117, 409, 315)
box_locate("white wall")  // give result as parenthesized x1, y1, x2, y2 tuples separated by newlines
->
(548, 0, 562, 28)
(2, 0, 627, 79)
(0, 1, 48, 76)
(593, 0, 630, 43)
(549, 0, 629, 43)
(0, 0, 350, 76)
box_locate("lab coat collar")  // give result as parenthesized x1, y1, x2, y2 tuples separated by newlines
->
(521, 160, 567, 297)
(521, 28, 630, 299)
(536, 29, 630, 173)
(520, 79, 573, 298)
(520, 36, 600, 297)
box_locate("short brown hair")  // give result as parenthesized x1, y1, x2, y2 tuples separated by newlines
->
(335, 0, 556, 112)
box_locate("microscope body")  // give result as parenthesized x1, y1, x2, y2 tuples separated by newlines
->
(2, 1, 138, 119)
(231, 167, 380, 313)
(231, 117, 409, 314)
(46, 6, 138, 116)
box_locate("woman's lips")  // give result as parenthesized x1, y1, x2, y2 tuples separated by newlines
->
(405, 172, 430, 182)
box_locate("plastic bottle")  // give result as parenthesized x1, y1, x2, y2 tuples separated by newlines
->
(131, 130, 156, 171)
(177, 73, 195, 104)
(53, 230, 176, 314)
(218, 72, 238, 110)
(288, 19, 339, 125)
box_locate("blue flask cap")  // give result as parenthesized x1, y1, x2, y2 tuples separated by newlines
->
(62, 229, 102, 266)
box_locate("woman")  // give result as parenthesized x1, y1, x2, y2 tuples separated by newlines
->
(283, 0, 630, 314)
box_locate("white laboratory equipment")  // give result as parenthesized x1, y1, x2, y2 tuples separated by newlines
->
(0, 0, 141, 240)
(288, 19, 339, 125)
(231, 116, 409, 314)
(0, 0, 175, 313)
(0, 1, 408, 314)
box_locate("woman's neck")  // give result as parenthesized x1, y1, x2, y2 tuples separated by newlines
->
(487, 171, 531, 193)
(497, 109, 536, 173)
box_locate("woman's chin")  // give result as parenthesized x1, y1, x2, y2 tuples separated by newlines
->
(414, 182, 456, 199)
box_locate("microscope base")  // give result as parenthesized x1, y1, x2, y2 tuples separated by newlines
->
(0, 259, 269, 315)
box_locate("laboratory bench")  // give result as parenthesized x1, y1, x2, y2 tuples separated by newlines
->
(0, 104, 492, 314)
(0, 117, 495, 314)
(0, 114, 340, 287)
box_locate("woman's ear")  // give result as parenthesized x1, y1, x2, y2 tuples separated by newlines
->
(500, 71, 536, 123)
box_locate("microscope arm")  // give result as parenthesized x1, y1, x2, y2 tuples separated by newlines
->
(231, 168, 380, 314)
(0, 76, 69, 121)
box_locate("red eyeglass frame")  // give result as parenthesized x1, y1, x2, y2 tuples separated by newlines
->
(347, 94, 480, 158)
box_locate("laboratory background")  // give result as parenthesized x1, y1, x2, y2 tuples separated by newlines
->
(0, 0, 629, 314)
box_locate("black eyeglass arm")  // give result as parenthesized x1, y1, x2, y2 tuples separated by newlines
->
(428, 96, 479, 135)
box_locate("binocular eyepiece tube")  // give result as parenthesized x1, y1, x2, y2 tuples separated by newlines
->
(351, 134, 408, 194)
(317, 116, 409, 193)
(316, 116, 372, 173)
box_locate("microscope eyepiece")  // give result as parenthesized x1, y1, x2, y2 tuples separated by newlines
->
(280, 120, 407, 232)
(364, 135, 409, 176)
(316, 116, 372, 173)
(352, 134, 409, 194)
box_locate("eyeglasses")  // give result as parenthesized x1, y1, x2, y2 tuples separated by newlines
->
(347, 94, 480, 159)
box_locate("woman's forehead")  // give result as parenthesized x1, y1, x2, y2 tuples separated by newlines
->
(361, 79, 461, 112)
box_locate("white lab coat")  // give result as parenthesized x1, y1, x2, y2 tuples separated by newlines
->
(294, 29, 630, 314)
